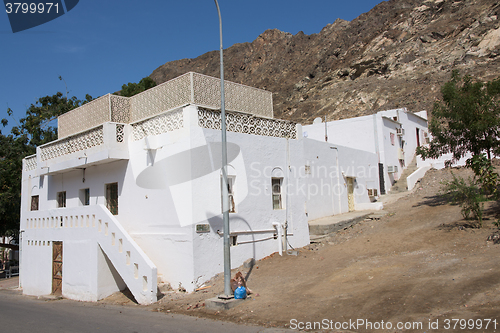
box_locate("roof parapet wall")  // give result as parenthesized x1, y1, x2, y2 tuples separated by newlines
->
(58, 72, 273, 139)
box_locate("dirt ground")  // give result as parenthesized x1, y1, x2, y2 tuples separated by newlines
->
(102, 167, 500, 332)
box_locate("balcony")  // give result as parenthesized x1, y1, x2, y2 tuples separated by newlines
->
(23, 72, 295, 176)
(34, 122, 129, 175)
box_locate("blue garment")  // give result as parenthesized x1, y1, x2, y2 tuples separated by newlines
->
(234, 286, 247, 299)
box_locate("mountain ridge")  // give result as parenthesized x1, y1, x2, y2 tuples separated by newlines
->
(149, 0, 500, 124)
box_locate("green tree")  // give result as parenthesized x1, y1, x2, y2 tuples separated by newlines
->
(418, 71, 500, 227)
(118, 77, 157, 97)
(417, 70, 500, 162)
(0, 92, 92, 237)
(0, 133, 32, 237)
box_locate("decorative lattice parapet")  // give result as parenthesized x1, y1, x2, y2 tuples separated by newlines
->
(40, 126, 105, 161)
(132, 108, 184, 141)
(116, 124, 125, 143)
(58, 95, 111, 139)
(57, 72, 273, 138)
(129, 72, 273, 123)
(130, 74, 191, 123)
(110, 95, 131, 124)
(198, 108, 297, 139)
(192, 73, 273, 118)
(24, 155, 37, 172)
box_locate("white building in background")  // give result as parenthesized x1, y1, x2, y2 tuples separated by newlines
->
(20, 72, 382, 304)
(303, 108, 429, 194)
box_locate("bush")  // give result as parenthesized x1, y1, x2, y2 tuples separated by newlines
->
(440, 173, 485, 227)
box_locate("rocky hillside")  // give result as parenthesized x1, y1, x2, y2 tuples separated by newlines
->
(150, 0, 500, 124)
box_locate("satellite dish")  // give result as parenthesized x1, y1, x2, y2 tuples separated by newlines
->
(313, 117, 323, 124)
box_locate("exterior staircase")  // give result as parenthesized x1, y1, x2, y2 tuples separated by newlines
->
(22, 205, 157, 304)
(94, 205, 158, 304)
(390, 157, 418, 193)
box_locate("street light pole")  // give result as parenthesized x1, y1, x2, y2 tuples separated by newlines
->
(214, 0, 232, 298)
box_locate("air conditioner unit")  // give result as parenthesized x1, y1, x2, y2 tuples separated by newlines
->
(396, 128, 405, 136)
(387, 165, 398, 173)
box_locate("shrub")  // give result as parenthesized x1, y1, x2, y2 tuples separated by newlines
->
(440, 173, 485, 227)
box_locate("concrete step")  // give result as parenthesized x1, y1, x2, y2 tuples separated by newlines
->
(309, 210, 389, 239)
(309, 211, 373, 236)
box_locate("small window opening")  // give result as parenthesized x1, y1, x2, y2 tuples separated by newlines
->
(57, 191, 66, 208)
(105, 183, 118, 215)
(272, 178, 283, 210)
(80, 188, 90, 206)
(31, 195, 39, 211)
(221, 176, 236, 213)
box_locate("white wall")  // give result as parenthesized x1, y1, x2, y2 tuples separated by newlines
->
(303, 139, 380, 220)
(303, 115, 377, 154)
(381, 117, 402, 190)
(44, 105, 311, 292)
(304, 109, 430, 194)
(188, 126, 310, 289)
(20, 238, 52, 296)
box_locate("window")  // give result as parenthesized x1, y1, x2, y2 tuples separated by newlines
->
(80, 188, 90, 206)
(57, 191, 66, 208)
(105, 183, 118, 215)
(272, 178, 283, 210)
(31, 195, 39, 211)
(221, 176, 236, 213)
(423, 131, 430, 144)
(390, 133, 395, 146)
(228, 177, 235, 213)
(230, 235, 238, 246)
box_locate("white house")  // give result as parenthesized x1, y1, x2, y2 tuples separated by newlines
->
(19, 72, 382, 304)
(303, 108, 429, 194)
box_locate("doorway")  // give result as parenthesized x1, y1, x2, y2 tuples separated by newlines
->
(52, 241, 63, 295)
(346, 177, 355, 212)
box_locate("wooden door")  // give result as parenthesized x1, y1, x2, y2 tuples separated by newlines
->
(52, 241, 63, 295)
(347, 178, 355, 212)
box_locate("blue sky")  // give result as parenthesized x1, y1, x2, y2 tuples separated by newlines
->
(0, 0, 383, 134)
